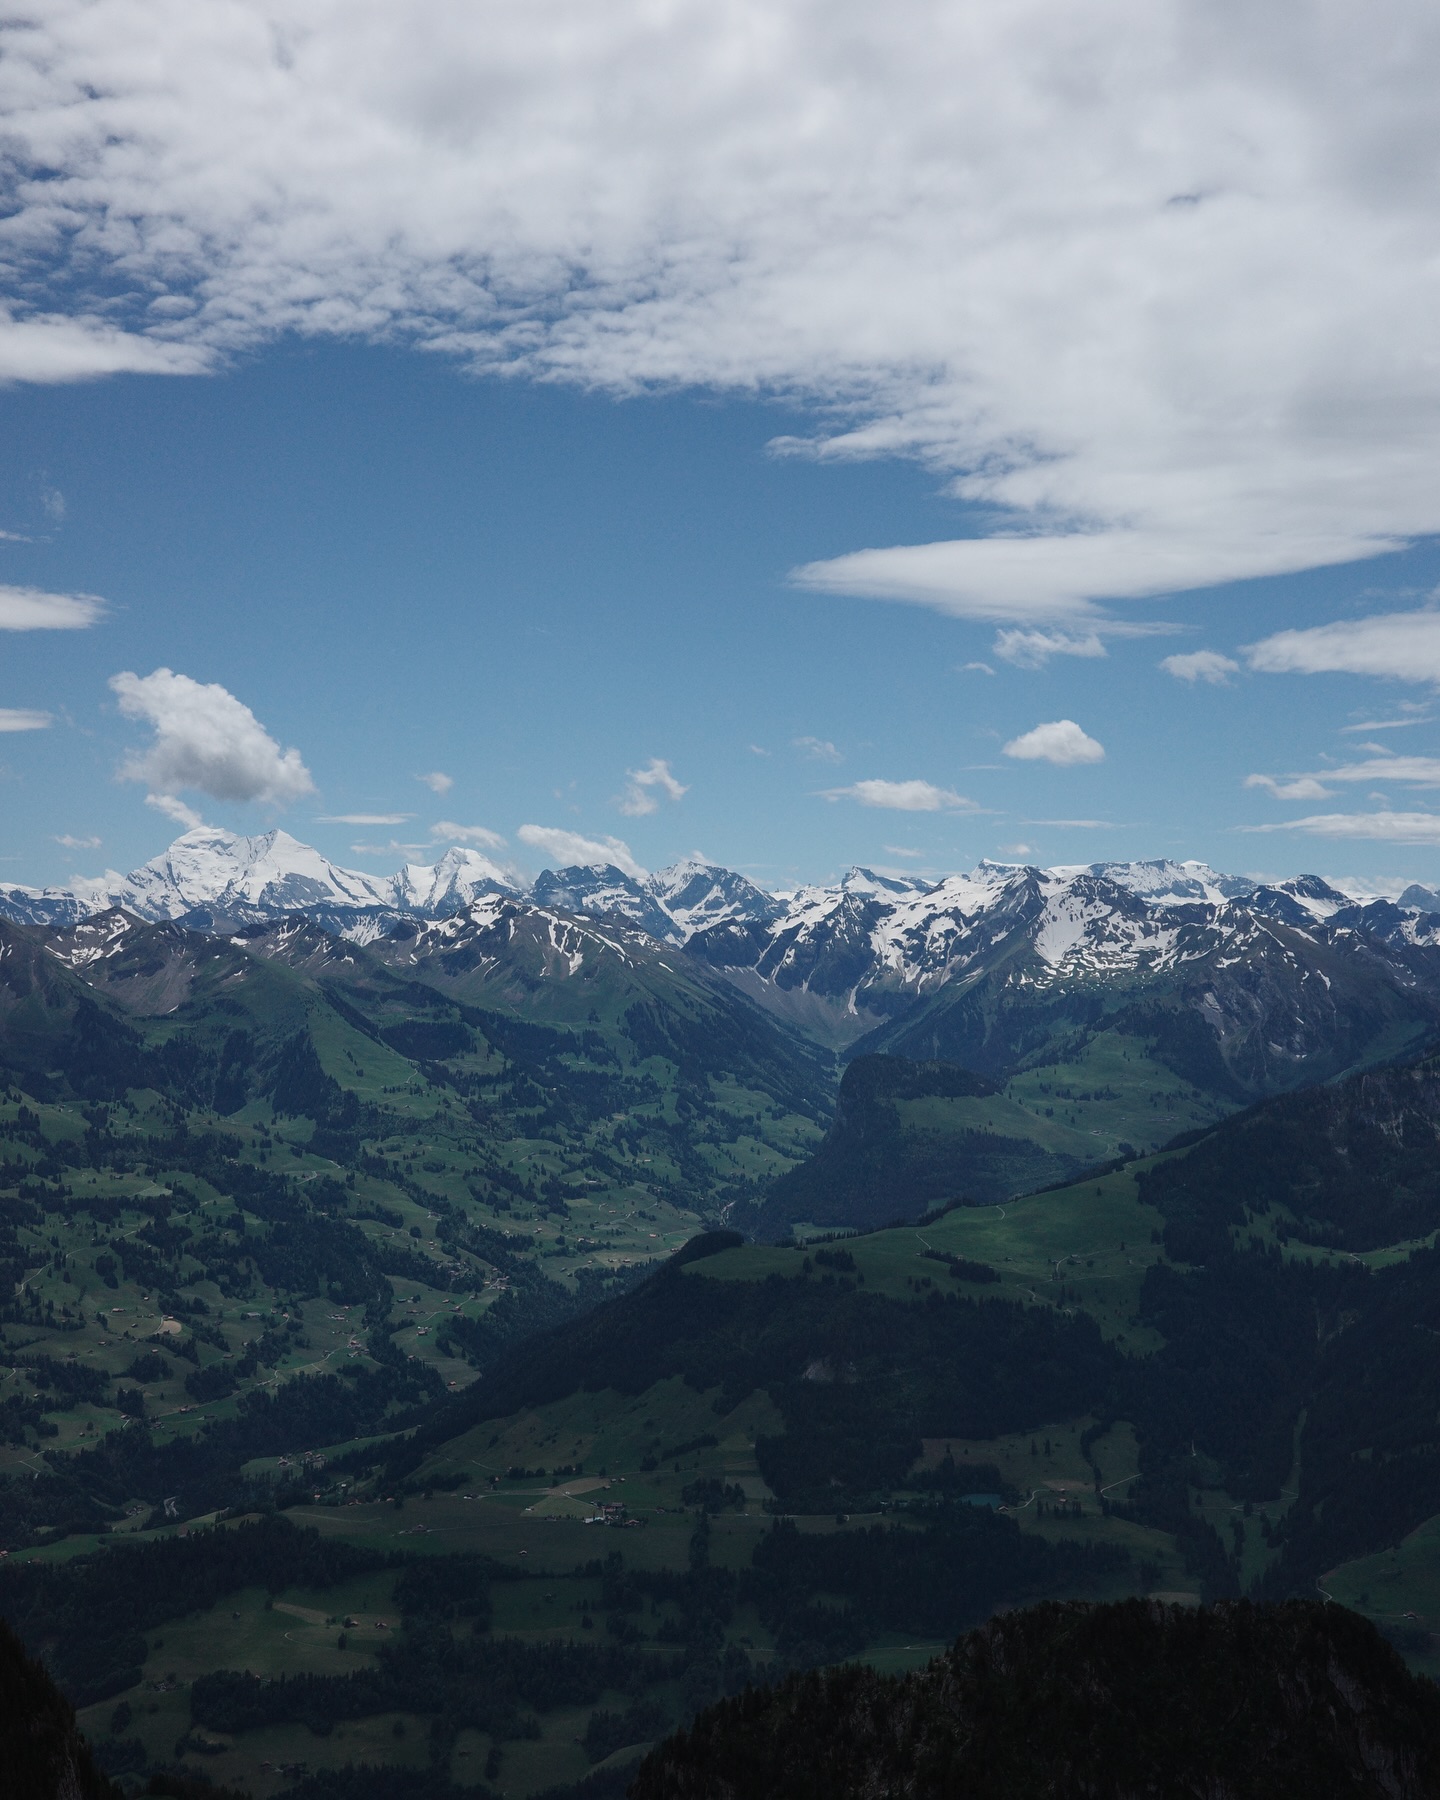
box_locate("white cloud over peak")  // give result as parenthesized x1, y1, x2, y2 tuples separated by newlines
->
(1162, 650, 1239, 685)
(111, 668, 315, 809)
(417, 772, 453, 795)
(316, 812, 413, 826)
(0, 708, 51, 731)
(1244, 810, 1440, 845)
(616, 757, 687, 817)
(146, 791, 204, 829)
(517, 823, 645, 878)
(1003, 720, 1105, 765)
(7, 5, 1440, 612)
(431, 820, 507, 848)
(822, 778, 974, 812)
(0, 585, 104, 630)
(1245, 612, 1440, 684)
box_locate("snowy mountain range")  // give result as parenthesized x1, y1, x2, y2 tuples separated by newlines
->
(9, 829, 1440, 1079)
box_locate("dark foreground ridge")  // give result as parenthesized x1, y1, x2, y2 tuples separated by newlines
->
(631, 1599, 1440, 1800)
(0, 1613, 118, 1800)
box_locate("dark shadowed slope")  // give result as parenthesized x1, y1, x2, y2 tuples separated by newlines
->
(0, 1614, 118, 1800)
(632, 1599, 1440, 1800)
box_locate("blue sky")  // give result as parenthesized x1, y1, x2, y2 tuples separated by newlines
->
(6, 4, 1440, 893)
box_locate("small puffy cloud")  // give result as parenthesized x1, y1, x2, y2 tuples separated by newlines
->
(993, 630, 1106, 670)
(617, 756, 688, 817)
(316, 812, 413, 825)
(146, 792, 205, 830)
(1245, 774, 1334, 801)
(0, 708, 51, 731)
(823, 778, 974, 812)
(111, 668, 315, 808)
(747, 743, 772, 756)
(517, 823, 646, 878)
(1244, 810, 1440, 845)
(794, 736, 842, 763)
(54, 833, 101, 850)
(1161, 650, 1240, 685)
(1003, 719, 1105, 765)
(1245, 612, 1440, 684)
(0, 585, 104, 630)
(961, 661, 996, 676)
(999, 842, 1035, 857)
(417, 771, 454, 795)
(431, 820, 507, 848)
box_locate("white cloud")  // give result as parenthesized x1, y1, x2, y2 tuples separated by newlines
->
(517, 823, 645, 878)
(0, 585, 104, 630)
(54, 833, 100, 849)
(417, 771, 453, 795)
(1246, 755, 1440, 803)
(822, 778, 974, 812)
(1339, 711, 1430, 733)
(1024, 817, 1116, 828)
(14, 6, 1440, 609)
(747, 743, 771, 756)
(616, 756, 688, 817)
(1245, 612, 1440, 684)
(146, 791, 204, 829)
(993, 630, 1107, 670)
(1003, 720, 1105, 765)
(961, 661, 996, 676)
(110, 668, 315, 808)
(794, 736, 842, 763)
(0, 708, 51, 731)
(1161, 650, 1239, 685)
(431, 819, 507, 848)
(316, 812, 413, 825)
(349, 838, 426, 856)
(0, 309, 210, 384)
(1244, 810, 1440, 845)
(1245, 774, 1334, 802)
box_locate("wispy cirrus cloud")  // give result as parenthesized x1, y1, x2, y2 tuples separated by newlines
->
(822, 778, 975, 812)
(1161, 650, 1239, 685)
(431, 820, 506, 848)
(316, 812, 413, 826)
(1245, 611, 1440, 684)
(0, 708, 52, 731)
(992, 630, 1107, 670)
(1246, 754, 1440, 803)
(794, 736, 842, 763)
(1243, 810, 1440, 845)
(616, 757, 687, 817)
(0, 585, 104, 630)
